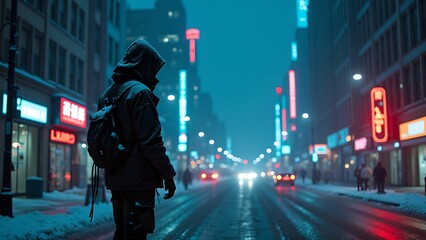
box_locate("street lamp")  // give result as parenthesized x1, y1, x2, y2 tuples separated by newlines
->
(1, 0, 18, 218)
(352, 73, 363, 81)
(302, 112, 317, 184)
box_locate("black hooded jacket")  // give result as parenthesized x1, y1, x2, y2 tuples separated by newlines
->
(98, 40, 176, 191)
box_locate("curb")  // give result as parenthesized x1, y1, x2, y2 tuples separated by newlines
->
(337, 193, 400, 206)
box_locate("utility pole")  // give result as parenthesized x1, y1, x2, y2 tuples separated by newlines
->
(311, 126, 317, 184)
(0, 0, 18, 218)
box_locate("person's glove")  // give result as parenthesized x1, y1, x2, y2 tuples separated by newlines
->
(164, 178, 176, 199)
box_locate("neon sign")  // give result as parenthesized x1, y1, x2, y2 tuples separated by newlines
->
(275, 103, 281, 158)
(186, 28, 200, 63)
(178, 70, 187, 152)
(370, 87, 388, 142)
(289, 70, 296, 119)
(3, 94, 48, 124)
(354, 137, 368, 151)
(60, 97, 86, 128)
(50, 129, 76, 144)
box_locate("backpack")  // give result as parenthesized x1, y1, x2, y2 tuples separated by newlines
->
(86, 80, 139, 222)
(87, 81, 139, 169)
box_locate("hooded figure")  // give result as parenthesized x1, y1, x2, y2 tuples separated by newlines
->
(98, 40, 176, 239)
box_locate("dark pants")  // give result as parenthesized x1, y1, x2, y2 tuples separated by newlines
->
(356, 177, 363, 191)
(376, 179, 385, 193)
(361, 178, 369, 190)
(111, 190, 156, 240)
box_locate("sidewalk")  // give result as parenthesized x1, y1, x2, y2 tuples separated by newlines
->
(297, 179, 426, 217)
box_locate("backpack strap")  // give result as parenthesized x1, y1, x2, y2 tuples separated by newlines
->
(107, 80, 141, 107)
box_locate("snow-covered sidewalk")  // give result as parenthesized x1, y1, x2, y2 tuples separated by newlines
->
(299, 181, 426, 216)
(0, 178, 424, 240)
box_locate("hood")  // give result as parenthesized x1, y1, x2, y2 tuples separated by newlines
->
(111, 40, 165, 91)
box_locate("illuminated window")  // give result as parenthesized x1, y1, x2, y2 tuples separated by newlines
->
(162, 34, 179, 43)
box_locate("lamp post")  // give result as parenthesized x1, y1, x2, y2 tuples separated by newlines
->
(302, 113, 317, 184)
(1, 0, 18, 218)
(311, 126, 317, 184)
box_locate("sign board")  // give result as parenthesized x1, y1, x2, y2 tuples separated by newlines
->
(370, 87, 388, 142)
(399, 116, 426, 141)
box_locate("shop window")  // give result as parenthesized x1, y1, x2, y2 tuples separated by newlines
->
(11, 123, 39, 194)
(419, 145, 426, 186)
(49, 142, 72, 191)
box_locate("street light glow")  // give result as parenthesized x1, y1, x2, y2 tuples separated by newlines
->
(167, 95, 176, 101)
(198, 131, 205, 137)
(302, 113, 309, 119)
(353, 73, 363, 80)
(209, 139, 215, 145)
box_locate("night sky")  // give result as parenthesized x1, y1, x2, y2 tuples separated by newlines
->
(128, 0, 297, 160)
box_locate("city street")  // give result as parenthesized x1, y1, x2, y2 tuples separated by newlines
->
(64, 177, 426, 240)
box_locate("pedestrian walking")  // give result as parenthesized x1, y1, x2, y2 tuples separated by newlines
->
(360, 163, 372, 191)
(353, 165, 362, 191)
(373, 161, 388, 194)
(97, 39, 176, 239)
(182, 168, 193, 190)
(300, 168, 307, 183)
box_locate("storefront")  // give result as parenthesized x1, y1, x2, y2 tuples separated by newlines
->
(327, 127, 351, 182)
(399, 116, 426, 186)
(2, 93, 48, 194)
(49, 96, 87, 191)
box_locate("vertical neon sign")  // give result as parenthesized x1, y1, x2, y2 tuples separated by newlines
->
(297, 0, 310, 28)
(370, 87, 388, 142)
(289, 70, 297, 119)
(281, 94, 287, 141)
(275, 103, 282, 158)
(186, 28, 200, 63)
(178, 70, 188, 152)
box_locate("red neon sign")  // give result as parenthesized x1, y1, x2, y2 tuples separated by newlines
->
(186, 28, 200, 63)
(370, 87, 388, 142)
(50, 129, 76, 144)
(289, 70, 296, 119)
(60, 98, 86, 128)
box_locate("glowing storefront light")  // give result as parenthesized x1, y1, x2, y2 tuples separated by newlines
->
(399, 116, 426, 141)
(60, 97, 86, 128)
(3, 94, 48, 124)
(50, 129, 76, 145)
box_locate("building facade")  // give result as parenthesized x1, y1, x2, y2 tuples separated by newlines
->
(0, 0, 126, 194)
(307, 0, 426, 186)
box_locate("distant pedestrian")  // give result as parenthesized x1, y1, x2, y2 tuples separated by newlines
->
(360, 163, 372, 191)
(373, 161, 387, 194)
(353, 165, 362, 191)
(182, 168, 193, 190)
(300, 168, 307, 183)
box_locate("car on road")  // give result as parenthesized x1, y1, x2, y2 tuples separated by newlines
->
(273, 173, 296, 186)
(200, 170, 219, 181)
